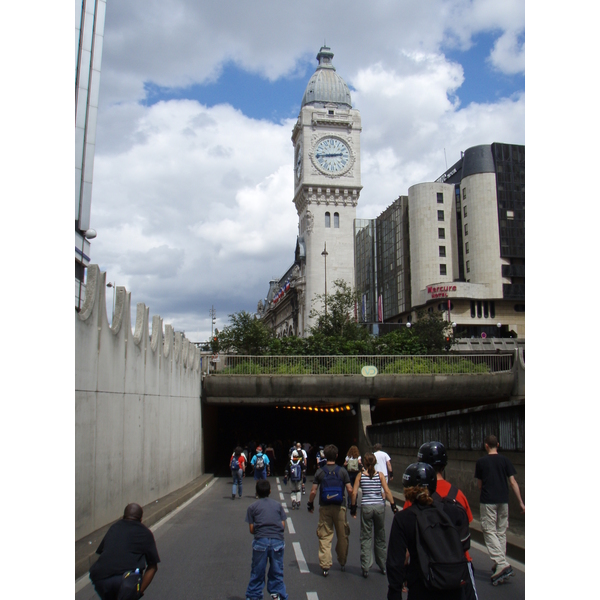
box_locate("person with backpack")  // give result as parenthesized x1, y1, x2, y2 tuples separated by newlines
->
(251, 446, 271, 491)
(316, 445, 327, 470)
(307, 444, 354, 577)
(230, 446, 246, 500)
(387, 462, 469, 600)
(343, 445, 363, 507)
(405, 442, 478, 599)
(283, 450, 305, 509)
(350, 453, 398, 578)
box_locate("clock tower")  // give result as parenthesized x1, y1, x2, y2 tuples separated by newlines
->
(292, 46, 362, 334)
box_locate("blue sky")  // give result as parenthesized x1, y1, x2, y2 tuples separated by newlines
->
(89, 0, 526, 342)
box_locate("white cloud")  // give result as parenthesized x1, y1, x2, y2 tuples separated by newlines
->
(89, 0, 525, 341)
(488, 29, 525, 74)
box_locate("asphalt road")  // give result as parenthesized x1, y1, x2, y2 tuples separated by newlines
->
(76, 476, 524, 600)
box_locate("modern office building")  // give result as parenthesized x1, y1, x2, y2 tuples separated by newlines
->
(355, 143, 525, 339)
(259, 46, 362, 337)
(75, 1, 106, 308)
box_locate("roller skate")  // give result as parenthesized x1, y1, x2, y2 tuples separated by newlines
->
(491, 565, 513, 585)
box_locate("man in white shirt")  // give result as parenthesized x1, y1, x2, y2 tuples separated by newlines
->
(373, 443, 393, 482)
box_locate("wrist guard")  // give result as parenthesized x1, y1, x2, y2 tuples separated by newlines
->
(283, 476, 288, 485)
(350, 504, 357, 517)
(390, 502, 398, 513)
(307, 501, 314, 512)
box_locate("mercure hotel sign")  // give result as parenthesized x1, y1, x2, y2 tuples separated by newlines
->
(427, 284, 457, 299)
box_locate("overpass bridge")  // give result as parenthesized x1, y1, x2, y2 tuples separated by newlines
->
(201, 351, 524, 474)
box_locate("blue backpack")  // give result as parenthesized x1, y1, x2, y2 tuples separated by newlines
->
(231, 456, 240, 471)
(319, 465, 344, 505)
(290, 462, 302, 482)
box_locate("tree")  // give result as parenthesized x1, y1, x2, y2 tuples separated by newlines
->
(308, 279, 368, 341)
(217, 311, 274, 355)
(408, 310, 451, 353)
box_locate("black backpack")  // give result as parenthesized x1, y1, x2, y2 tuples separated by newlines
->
(433, 485, 471, 551)
(255, 454, 265, 470)
(319, 465, 344, 505)
(413, 503, 469, 591)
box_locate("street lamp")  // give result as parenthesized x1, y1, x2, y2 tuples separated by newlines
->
(106, 282, 116, 321)
(321, 242, 328, 317)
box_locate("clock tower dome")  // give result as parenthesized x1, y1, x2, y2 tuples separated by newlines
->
(292, 46, 362, 334)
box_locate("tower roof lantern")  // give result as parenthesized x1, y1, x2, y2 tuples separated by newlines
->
(301, 46, 352, 109)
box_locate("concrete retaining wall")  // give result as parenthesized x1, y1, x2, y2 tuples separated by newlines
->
(75, 265, 203, 540)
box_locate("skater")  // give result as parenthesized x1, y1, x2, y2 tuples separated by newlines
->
(407, 441, 479, 599)
(475, 435, 525, 585)
(245, 480, 288, 600)
(230, 446, 246, 500)
(284, 450, 305, 509)
(387, 463, 468, 600)
(344, 445, 363, 506)
(350, 453, 397, 578)
(307, 444, 353, 576)
(251, 445, 270, 490)
(89, 503, 160, 600)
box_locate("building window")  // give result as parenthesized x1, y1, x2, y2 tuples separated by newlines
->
(439, 246, 446, 257)
(325, 212, 330, 228)
(438, 228, 445, 239)
(507, 210, 515, 220)
(334, 212, 339, 228)
(463, 205, 467, 218)
(465, 241, 469, 254)
(464, 223, 468, 236)
(466, 260, 470, 273)
(437, 192, 443, 204)
(462, 188, 466, 200)
(490, 301, 496, 319)
(470, 301, 476, 318)
(483, 301, 489, 318)
(440, 264, 447, 276)
(477, 301, 482, 318)
(438, 210, 444, 221)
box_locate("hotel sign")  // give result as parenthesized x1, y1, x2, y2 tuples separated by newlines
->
(427, 285, 457, 299)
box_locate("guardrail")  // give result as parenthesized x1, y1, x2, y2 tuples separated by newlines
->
(209, 354, 513, 376)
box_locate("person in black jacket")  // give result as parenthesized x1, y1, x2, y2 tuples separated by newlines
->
(386, 464, 462, 600)
(89, 503, 160, 599)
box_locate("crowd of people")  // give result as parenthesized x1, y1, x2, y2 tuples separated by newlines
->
(86, 435, 524, 600)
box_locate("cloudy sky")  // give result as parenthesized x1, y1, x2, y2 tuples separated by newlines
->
(89, 0, 525, 342)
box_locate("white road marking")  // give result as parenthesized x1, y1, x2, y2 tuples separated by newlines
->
(293, 541, 310, 573)
(287, 518, 296, 534)
(282, 502, 289, 513)
(277, 484, 282, 491)
(279, 492, 285, 500)
(307, 593, 319, 600)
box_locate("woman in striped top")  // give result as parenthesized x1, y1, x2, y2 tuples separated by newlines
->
(350, 453, 398, 578)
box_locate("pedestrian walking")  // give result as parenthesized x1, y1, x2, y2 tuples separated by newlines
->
(307, 444, 353, 576)
(231, 446, 246, 500)
(283, 450, 305, 509)
(251, 445, 270, 491)
(406, 441, 479, 599)
(373, 443, 393, 482)
(387, 463, 468, 600)
(343, 445, 363, 506)
(295, 442, 308, 494)
(89, 503, 160, 600)
(245, 480, 288, 600)
(475, 434, 525, 585)
(350, 452, 397, 578)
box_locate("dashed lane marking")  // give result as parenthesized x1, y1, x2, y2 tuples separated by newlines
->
(279, 492, 285, 500)
(282, 502, 289, 513)
(293, 541, 310, 573)
(277, 484, 282, 491)
(287, 518, 295, 534)
(306, 593, 319, 600)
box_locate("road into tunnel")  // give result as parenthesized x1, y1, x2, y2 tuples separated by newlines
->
(202, 403, 360, 477)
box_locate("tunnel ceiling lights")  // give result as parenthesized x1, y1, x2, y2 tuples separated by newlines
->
(278, 404, 355, 413)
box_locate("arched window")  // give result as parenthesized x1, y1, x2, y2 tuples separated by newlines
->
(325, 212, 331, 228)
(334, 212, 339, 228)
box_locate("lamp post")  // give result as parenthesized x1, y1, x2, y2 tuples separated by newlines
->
(106, 282, 116, 321)
(77, 228, 96, 311)
(321, 242, 328, 317)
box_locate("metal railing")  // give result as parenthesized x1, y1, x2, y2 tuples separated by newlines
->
(209, 354, 513, 376)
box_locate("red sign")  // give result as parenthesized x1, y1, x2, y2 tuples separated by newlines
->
(427, 285, 457, 299)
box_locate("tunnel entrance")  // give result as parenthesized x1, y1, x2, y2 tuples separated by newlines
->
(202, 403, 360, 477)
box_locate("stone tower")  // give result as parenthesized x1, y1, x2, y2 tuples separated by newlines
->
(292, 46, 362, 334)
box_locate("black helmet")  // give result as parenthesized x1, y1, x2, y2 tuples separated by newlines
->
(402, 462, 437, 494)
(417, 441, 447, 468)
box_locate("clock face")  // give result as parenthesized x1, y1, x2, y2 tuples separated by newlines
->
(295, 142, 303, 180)
(314, 137, 350, 174)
